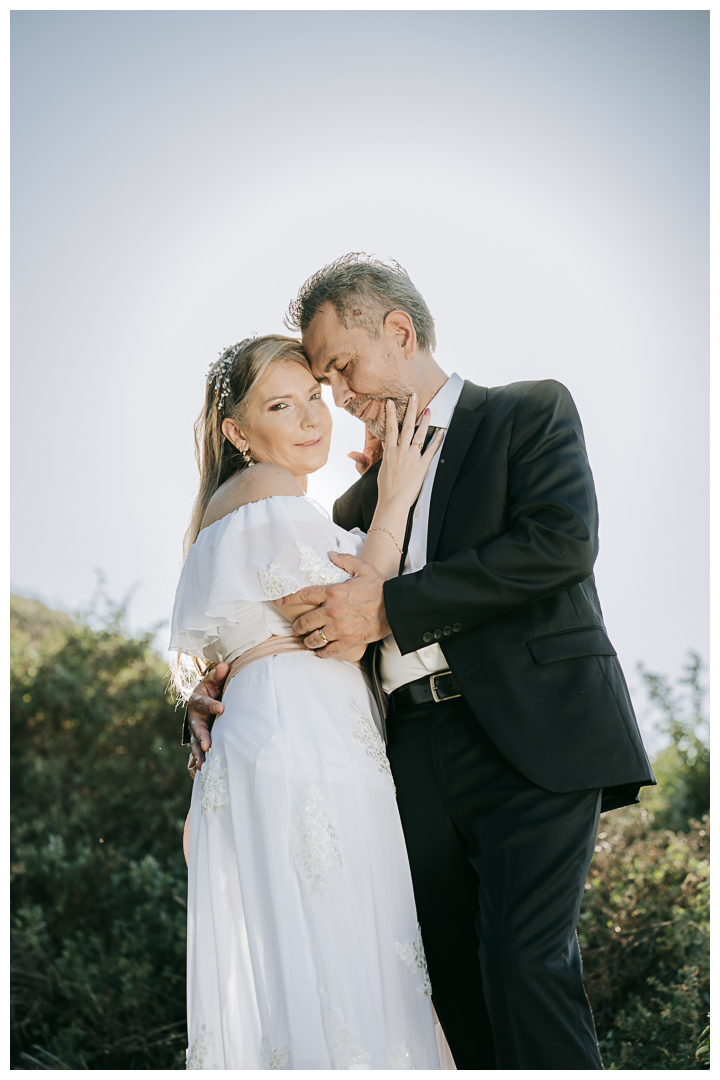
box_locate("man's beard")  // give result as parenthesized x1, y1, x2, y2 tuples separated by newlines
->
(344, 378, 414, 439)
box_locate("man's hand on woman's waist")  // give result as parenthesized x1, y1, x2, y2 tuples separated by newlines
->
(278, 552, 391, 658)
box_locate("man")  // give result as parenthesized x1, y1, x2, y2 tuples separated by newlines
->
(187, 253, 655, 1069)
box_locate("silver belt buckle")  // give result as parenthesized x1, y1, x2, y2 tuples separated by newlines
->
(430, 670, 461, 704)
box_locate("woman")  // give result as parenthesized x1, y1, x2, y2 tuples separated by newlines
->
(170, 335, 445, 1070)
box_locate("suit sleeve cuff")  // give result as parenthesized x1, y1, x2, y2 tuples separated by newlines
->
(383, 573, 457, 656)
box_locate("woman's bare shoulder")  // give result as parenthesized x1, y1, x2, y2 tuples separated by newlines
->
(200, 465, 304, 531)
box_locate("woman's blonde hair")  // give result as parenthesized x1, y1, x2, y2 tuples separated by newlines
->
(172, 334, 309, 701)
(184, 334, 309, 557)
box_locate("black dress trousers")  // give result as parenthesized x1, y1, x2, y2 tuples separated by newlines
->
(386, 696, 604, 1071)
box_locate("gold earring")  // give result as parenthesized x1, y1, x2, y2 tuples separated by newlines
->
(241, 448, 253, 467)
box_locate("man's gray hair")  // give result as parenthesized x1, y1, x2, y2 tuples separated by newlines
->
(285, 253, 436, 353)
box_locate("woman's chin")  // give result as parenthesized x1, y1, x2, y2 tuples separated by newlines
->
(303, 448, 331, 475)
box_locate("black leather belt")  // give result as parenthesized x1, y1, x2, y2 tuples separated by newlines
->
(389, 670, 463, 711)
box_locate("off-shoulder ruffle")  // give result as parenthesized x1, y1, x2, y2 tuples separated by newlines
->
(169, 495, 364, 656)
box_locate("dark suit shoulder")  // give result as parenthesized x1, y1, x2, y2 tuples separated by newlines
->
(487, 378, 574, 408)
(333, 475, 364, 529)
(485, 380, 581, 431)
(333, 459, 381, 530)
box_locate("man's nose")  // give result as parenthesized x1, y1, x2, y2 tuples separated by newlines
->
(331, 379, 354, 409)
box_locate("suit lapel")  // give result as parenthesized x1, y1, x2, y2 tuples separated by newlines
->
(426, 381, 487, 562)
(360, 461, 381, 531)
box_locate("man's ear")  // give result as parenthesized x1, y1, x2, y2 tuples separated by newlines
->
(383, 310, 416, 358)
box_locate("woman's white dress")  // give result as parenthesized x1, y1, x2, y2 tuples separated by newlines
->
(170, 495, 441, 1070)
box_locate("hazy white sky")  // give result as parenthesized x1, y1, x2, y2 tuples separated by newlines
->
(11, 11, 708, 741)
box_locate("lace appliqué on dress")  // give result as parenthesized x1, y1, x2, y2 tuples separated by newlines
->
(200, 747, 229, 815)
(388, 1044, 415, 1069)
(296, 541, 347, 585)
(290, 785, 342, 896)
(260, 1035, 291, 1070)
(319, 986, 370, 1069)
(258, 543, 344, 600)
(187, 1024, 211, 1069)
(396, 924, 432, 997)
(350, 704, 394, 787)
(259, 564, 300, 601)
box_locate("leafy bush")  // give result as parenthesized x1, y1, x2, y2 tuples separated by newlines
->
(579, 655, 710, 1070)
(10, 599, 710, 1069)
(579, 810, 709, 1069)
(10, 596, 190, 1069)
(638, 653, 710, 833)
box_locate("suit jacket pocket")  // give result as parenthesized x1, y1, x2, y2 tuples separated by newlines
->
(525, 626, 617, 664)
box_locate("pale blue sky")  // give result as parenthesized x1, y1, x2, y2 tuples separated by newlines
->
(11, 11, 709, 744)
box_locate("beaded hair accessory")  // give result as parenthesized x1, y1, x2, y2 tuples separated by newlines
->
(207, 335, 256, 413)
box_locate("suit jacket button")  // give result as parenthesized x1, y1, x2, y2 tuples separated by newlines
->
(452, 623, 462, 633)
(443, 626, 452, 636)
(422, 632, 434, 644)
(433, 629, 443, 641)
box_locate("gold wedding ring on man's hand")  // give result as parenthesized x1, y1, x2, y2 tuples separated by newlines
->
(317, 630, 328, 645)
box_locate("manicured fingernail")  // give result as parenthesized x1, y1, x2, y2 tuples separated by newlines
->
(425, 408, 430, 415)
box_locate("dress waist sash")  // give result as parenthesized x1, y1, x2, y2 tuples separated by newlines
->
(222, 635, 309, 697)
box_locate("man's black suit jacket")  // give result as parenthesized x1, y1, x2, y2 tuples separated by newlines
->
(333, 379, 655, 815)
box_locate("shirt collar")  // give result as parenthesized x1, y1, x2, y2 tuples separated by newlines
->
(423, 372, 464, 429)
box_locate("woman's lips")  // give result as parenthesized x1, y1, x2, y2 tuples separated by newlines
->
(296, 436, 323, 448)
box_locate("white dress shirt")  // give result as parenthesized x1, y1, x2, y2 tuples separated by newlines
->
(379, 372, 465, 694)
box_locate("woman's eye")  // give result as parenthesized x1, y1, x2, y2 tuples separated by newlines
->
(310, 391, 322, 400)
(269, 402, 288, 412)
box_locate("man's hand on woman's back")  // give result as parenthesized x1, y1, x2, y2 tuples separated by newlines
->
(187, 662, 229, 773)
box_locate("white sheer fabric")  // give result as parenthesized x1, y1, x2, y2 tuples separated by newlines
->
(171, 496, 441, 1069)
(170, 496, 363, 665)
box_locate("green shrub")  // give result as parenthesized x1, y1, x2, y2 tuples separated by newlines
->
(579, 810, 709, 1069)
(638, 653, 710, 833)
(10, 599, 710, 1069)
(10, 596, 190, 1069)
(579, 654, 710, 1070)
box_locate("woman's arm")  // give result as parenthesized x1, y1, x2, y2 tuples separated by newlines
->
(355, 395, 443, 580)
(273, 398, 442, 659)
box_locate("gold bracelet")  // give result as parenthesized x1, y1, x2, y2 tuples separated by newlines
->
(368, 525, 403, 554)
